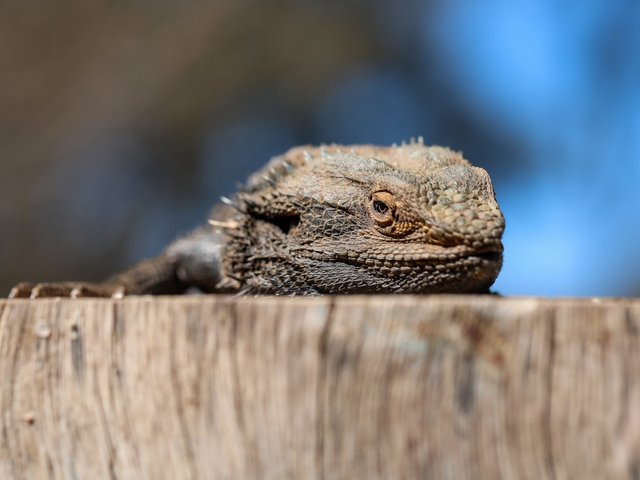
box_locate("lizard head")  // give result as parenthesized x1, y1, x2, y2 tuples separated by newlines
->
(236, 142, 504, 294)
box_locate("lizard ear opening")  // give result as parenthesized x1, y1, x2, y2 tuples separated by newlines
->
(257, 212, 301, 235)
(274, 214, 300, 235)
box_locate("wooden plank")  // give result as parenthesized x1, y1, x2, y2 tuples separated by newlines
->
(0, 296, 639, 479)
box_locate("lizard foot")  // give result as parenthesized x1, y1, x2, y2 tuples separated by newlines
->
(8, 282, 126, 299)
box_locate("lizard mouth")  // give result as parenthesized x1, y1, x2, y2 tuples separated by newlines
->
(467, 250, 502, 263)
(418, 243, 503, 264)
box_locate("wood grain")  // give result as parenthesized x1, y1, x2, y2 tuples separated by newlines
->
(1, 295, 639, 479)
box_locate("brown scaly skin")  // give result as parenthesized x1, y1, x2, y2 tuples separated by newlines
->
(9, 142, 505, 298)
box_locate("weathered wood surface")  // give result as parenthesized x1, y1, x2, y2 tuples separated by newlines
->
(1, 295, 639, 479)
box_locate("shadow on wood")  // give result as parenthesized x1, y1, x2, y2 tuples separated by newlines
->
(1, 295, 639, 479)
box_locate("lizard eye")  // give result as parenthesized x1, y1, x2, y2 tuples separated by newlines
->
(370, 191, 395, 227)
(373, 200, 388, 214)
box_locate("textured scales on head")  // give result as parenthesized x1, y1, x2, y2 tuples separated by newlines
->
(214, 143, 505, 295)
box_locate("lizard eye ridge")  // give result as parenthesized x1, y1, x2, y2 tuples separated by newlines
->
(370, 191, 395, 227)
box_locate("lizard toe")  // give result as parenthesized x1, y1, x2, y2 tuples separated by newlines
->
(8, 282, 34, 299)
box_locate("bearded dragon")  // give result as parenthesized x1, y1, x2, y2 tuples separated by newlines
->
(9, 142, 505, 298)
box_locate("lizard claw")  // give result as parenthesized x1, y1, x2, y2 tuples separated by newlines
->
(8, 282, 127, 299)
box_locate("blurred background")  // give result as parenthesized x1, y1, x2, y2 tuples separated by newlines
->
(1, 0, 639, 297)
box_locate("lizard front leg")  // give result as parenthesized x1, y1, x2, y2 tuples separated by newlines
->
(7, 226, 232, 298)
(8, 254, 183, 299)
(9, 282, 127, 299)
